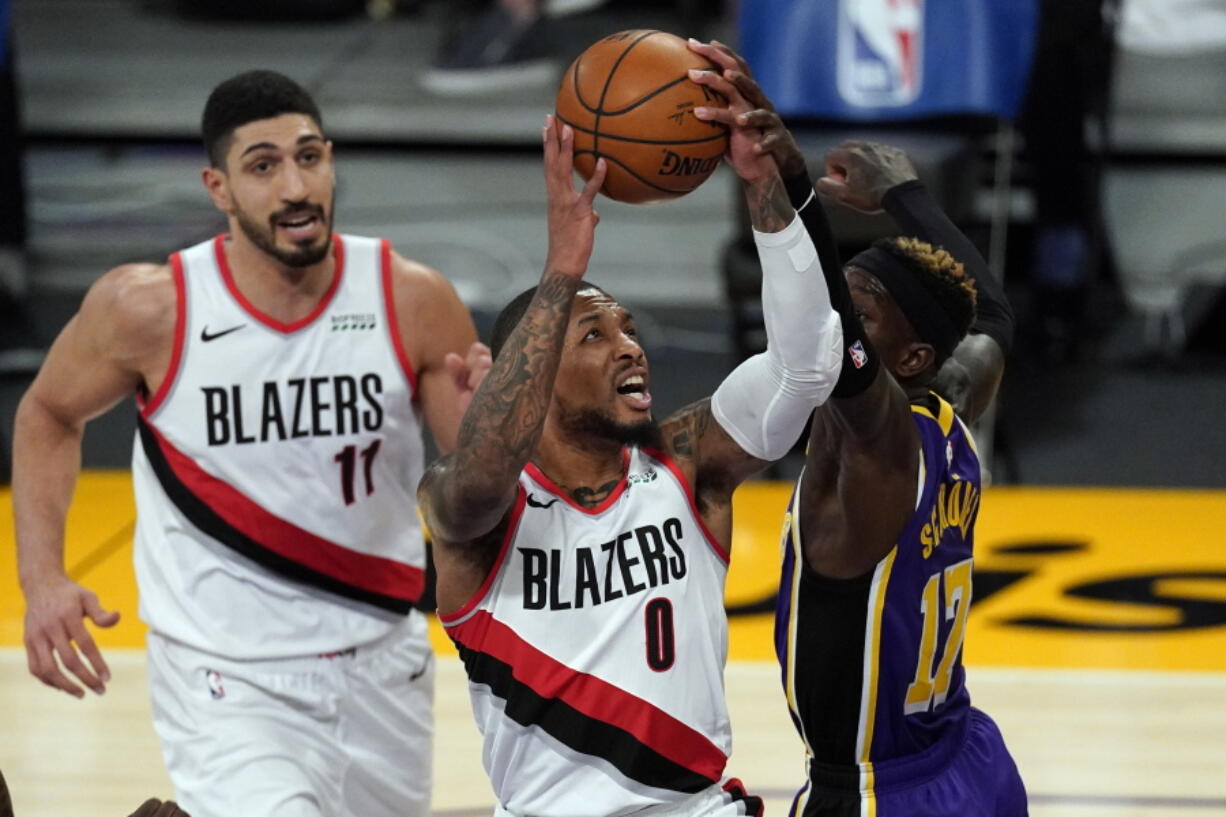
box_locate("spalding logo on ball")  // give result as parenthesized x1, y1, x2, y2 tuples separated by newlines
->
(555, 30, 729, 205)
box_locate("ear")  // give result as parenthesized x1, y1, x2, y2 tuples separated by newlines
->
(202, 166, 233, 215)
(896, 341, 935, 380)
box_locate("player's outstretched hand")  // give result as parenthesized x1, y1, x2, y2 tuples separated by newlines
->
(818, 140, 919, 215)
(687, 39, 808, 183)
(543, 114, 606, 279)
(686, 39, 779, 184)
(127, 798, 192, 817)
(445, 341, 493, 417)
(22, 573, 119, 698)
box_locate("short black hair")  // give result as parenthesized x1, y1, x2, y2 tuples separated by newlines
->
(489, 281, 606, 359)
(201, 70, 323, 168)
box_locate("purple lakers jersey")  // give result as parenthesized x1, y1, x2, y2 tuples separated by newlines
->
(775, 392, 982, 771)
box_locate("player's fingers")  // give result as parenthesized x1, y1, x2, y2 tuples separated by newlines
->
(815, 176, 849, 201)
(825, 145, 855, 167)
(580, 158, 607, 204)
(443, 351, 465, 375)
(465, 342, 492, 367)
(693, 106, 739, 127)
(83, 592, 120, 628)
(28, 634, 85, 697)
(543, 115, 562, 180)
(68, 618, 111, 688)
(726, 70, 771, 110)
(758, 132, 788, 154)
(710, 39, 752, 75)
(736, 109, 783, 131)
(688, 68, 738, 102)
(686, 38, 735, 73)
(50, 627, 103, 695)
(128, 798, 163, 817)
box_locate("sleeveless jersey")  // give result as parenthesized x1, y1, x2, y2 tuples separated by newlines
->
(131, 233, 428, 659)
(775, 394, 982, 778)
(442, 447, 734, 817)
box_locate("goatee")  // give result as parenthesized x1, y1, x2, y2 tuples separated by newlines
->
(565, 409, 662, 449)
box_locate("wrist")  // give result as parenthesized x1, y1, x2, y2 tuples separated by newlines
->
(19, 560, 68, 592)
(881, 178, 925, 210)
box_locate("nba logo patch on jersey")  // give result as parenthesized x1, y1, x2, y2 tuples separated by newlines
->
(837, 0, 923, 107)
(205, 670, 225, 700)
(848, 340, 868, 369)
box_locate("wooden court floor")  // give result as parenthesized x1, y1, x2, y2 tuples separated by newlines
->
(3, 474, 1225, 816)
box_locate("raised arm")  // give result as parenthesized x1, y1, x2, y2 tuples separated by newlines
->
(820, 141, 1015, 423)
(15, 263, 174, 697)
(417, 118, 606, 600)
(672, 41, 841, 503)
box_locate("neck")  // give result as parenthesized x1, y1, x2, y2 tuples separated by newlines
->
(899, 372, 935, 402)
(534, 428, 627, 509)
(223, 231, 335, 322)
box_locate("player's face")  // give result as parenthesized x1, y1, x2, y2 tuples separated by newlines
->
(213, 113, 336, 268)
(552, 289, 657, 445)
(845, 266, 918, 374)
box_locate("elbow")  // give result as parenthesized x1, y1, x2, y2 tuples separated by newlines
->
(419, 466, 513, 544)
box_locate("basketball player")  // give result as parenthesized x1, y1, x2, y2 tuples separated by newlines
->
(689, 42, 1026, 816)
(14, 70, 487, 817)
(417, 82, 845, 815)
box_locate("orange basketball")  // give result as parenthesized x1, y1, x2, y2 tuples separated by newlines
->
(555, 30, 729, 205)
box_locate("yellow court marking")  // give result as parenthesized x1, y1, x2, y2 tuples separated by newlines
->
(3, 476, 1225, 671)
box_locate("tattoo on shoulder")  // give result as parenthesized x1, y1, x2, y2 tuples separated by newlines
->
(666, 399, 712, 460)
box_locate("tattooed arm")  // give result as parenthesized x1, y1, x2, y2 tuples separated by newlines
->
(418, 118, 607, 595)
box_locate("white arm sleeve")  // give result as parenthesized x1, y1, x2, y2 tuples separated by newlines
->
(711, 211, 843, 461)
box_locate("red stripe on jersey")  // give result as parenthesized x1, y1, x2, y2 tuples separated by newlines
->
(448, 609, 727, 782)
(139, 253, 187, 418)
(144, 419, 425, 602)
(641, 447, 729, 564)
(213, 233, 345, 334)
(437, 487, 527, 624)
(381, 239, 419, 399)
(524, 448, 631, 515)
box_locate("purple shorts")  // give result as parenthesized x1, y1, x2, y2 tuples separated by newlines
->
(790, 708, 1027, 817)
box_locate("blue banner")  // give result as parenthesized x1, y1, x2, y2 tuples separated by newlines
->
(739, 0, 1038, 122)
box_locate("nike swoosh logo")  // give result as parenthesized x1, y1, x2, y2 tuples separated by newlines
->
(200, 324, 246, 342)
(526, 493, 559, 510)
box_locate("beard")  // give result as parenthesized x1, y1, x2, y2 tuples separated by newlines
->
(563, 408, 662, 449)
(234, 196, 333, 269)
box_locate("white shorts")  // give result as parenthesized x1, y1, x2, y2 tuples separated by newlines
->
(492, 779, 763, 817)
(147, 611, 434, 817)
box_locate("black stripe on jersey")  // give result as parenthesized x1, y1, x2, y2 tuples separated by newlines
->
(137, 417, 414, 615)
(793, 567, 873, 766)
(456, 643, 714, 794)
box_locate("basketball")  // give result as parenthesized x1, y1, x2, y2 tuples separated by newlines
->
(555, 30, 729, 204)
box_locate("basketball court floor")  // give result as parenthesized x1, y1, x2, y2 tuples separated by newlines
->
(2, 476, 1225, 816)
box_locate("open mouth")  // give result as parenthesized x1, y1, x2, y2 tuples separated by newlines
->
(276, 211, 323, 241)
(616, 373, 652, 411)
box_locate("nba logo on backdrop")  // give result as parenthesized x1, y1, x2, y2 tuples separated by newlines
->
(838, 0, 923, 107)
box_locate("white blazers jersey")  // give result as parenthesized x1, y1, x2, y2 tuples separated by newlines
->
(441, 447, 736, 817)
(132, 233, 427, 659)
